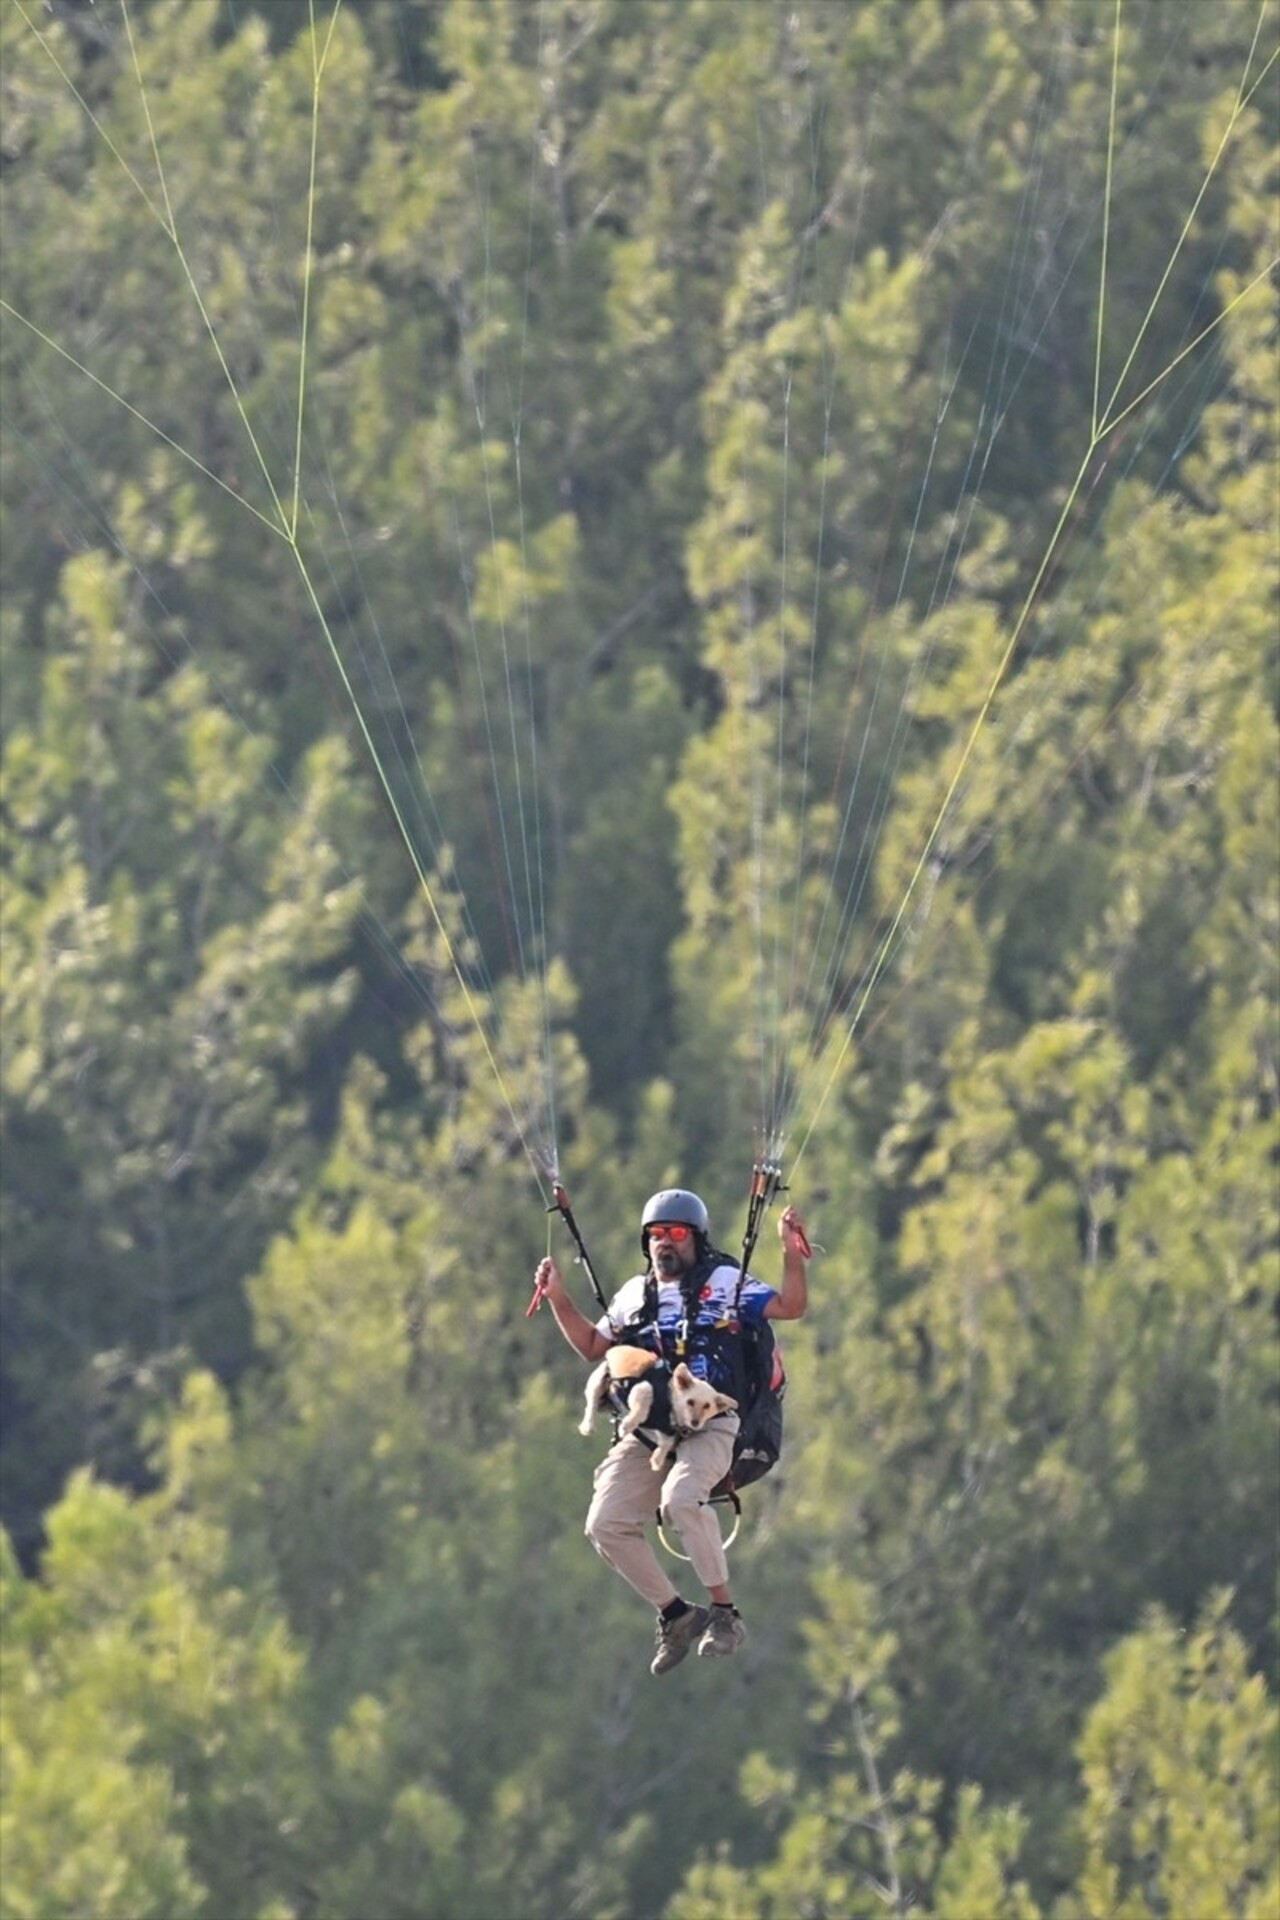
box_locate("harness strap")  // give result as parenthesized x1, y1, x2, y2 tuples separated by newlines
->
(737, 1159, 785, 1306)
(547, 1181, 610, 1317)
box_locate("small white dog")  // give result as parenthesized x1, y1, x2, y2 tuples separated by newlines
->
(579, 1344, 737, 1471)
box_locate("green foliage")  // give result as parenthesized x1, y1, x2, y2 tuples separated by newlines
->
(1, 3, 1275, 1917)
(2, 549, 362, 1544)
(1072, 1593, 1279, 1920)
(669, 1570, 1043, 1919)
(1, 1377, 310, 1920)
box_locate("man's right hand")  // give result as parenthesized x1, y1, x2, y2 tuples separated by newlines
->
(526, 1255, 564, 1316)
(531, 1257, 612, 1361)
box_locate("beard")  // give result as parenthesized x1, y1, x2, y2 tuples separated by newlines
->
(654, 1244, 684, 1277)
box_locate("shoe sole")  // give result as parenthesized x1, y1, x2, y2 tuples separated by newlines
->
(697, 1626, 747, 1658)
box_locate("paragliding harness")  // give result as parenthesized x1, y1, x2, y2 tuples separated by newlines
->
(712, 1157, 792, 1502)
(602, 1245, 787, 1499)
(538, 1165, 793, 1526)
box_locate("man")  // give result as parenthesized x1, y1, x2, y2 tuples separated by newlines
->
(533, 1186, 810, 1675)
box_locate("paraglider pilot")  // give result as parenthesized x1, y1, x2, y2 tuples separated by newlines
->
(534, 1188, 810, 1674)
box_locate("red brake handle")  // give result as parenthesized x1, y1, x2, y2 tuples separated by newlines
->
(526, 1272, 551, 1317)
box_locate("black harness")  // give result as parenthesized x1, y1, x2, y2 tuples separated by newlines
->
(609, 1244, 750, 1438)
(616, 1245, 732, 1350)
(605, 1358, 676, 1436)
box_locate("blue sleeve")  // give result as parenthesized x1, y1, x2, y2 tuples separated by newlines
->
(738, 1277, 777, 1325)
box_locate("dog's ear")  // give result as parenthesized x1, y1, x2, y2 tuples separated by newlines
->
(715, 1391, 738, 1414)
(671, 1362, 695, 1388)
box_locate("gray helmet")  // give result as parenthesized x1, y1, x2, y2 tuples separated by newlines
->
(640, 1187, 710, 1254)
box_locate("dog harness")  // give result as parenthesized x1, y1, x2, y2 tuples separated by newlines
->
(606, 1359, 676, 1435)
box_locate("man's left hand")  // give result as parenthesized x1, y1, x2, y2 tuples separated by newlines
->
(778, 1204, 812, 1259)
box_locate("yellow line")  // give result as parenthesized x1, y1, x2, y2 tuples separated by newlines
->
(791, 447, 1095, 1176)
(11, 0, 166, 227)
(291, 2, 344, 540)
(287, 543, 547, 1182)
(1093, 0, 1123, 440)
(119, 0, 290, 533)
(791, 2, 1278, 1176)
(1101, 260, 1279, 439)
(1098, 24, 1277, 434)
(12, 0, 548, 1186)
(0, 300, 286, 537)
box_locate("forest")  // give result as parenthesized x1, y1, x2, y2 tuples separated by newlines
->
(1, 2, 1277, 1916)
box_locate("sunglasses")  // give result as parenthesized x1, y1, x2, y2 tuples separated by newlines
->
(648, 1222, 693, 1242)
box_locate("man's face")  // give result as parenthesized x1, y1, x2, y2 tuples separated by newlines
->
(648, 1222, 697, 1277)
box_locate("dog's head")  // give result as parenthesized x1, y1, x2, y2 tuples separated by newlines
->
(669, 1361, 737, 1434)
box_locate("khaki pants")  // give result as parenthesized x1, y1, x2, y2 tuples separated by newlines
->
(584, 1416, 739, 1610)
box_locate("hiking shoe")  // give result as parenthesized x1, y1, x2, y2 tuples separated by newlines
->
(650, 1604, 710, 1676)
(697, 1604, 747, 1659)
